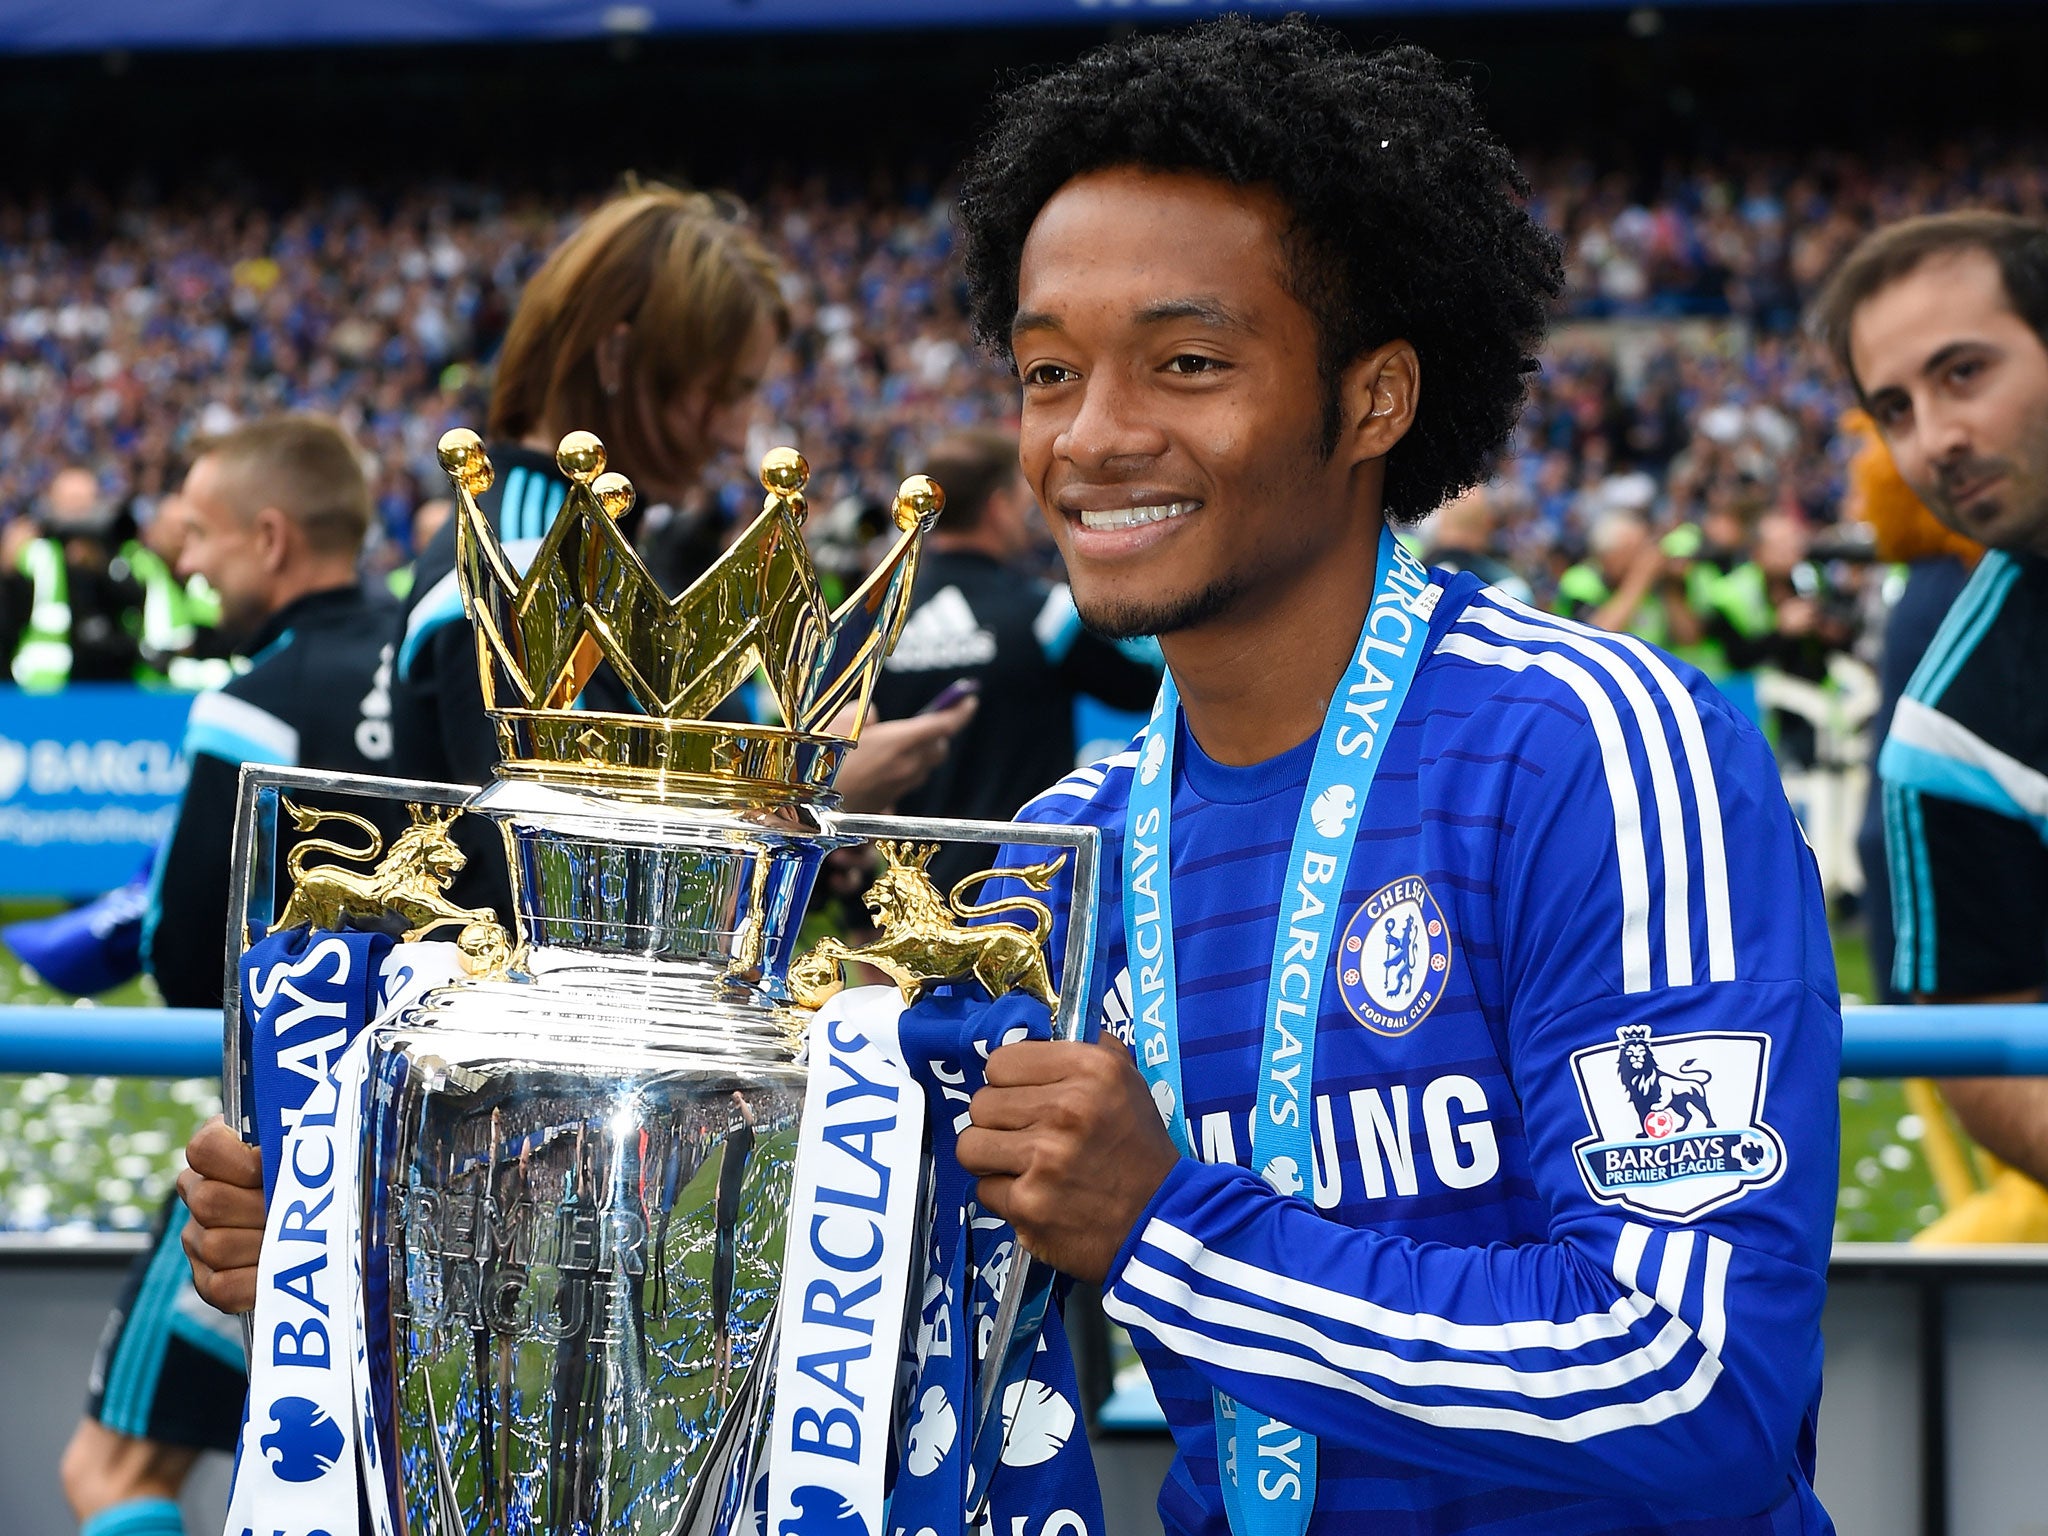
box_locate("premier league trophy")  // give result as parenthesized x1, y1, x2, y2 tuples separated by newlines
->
(222, 430, 1099, 1535)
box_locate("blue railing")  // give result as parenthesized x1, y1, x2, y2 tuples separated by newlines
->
(7, 997, 2048, 1448)
(3, 1002, 2046, 1078)
(0, 1005, 223, 1077)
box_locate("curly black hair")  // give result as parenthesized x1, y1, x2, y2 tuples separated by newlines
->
(954, 16, 1562, 524)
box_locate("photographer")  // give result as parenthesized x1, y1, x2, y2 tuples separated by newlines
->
(8, 468, 146, 688)
(1710, 512, 1858, 766)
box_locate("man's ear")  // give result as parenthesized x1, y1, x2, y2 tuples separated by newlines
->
(252, 506, 293, 575)
(1335, 339, 1422, 467)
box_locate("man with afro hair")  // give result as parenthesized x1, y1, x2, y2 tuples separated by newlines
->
(955, 18, 1838, 1533)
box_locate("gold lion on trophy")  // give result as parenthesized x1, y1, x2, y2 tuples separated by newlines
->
(789, 840, 1066, 1010)
(270, 800, 508, 968)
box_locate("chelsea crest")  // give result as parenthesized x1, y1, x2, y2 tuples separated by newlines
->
(1337, 876, 1452, 1036)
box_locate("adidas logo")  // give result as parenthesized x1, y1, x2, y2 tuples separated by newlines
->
(884, 586, 997, 672)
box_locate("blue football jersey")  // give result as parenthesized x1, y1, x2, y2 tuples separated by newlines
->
(995, 572, 1840, 1535)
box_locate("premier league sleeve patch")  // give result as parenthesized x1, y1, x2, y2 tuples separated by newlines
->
(1336, 876, 1452, 1037)
(1569, 1026, 1786, 1222)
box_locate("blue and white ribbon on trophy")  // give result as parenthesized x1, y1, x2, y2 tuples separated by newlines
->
(765, 987, 1105, 1536)
(232, 941, 1104, 1536)
(224, 929, 463, 1536)
(897, 993, 1103, 1536)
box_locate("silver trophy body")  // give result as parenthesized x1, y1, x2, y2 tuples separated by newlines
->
(226, 771, 1096, 1536)
(361, 783, 826, 1534)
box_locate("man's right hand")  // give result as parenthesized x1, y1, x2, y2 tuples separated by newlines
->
(175, 1115, 265, 1314)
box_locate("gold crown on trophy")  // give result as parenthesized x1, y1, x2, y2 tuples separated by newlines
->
(435, 427, 942, 803)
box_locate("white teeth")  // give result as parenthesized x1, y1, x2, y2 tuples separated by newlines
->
(1078, 501, 1194, 531)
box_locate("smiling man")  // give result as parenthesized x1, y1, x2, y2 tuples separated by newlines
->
(1813, 214, 2048, 1182)
(952, 19, 1839, 1533)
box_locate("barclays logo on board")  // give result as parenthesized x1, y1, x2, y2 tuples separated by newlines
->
(0, 733, 186, 800)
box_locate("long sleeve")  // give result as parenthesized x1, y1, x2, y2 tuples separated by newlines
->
(1103, 986, 1832, 1516)
(147, 750, 240, 1007)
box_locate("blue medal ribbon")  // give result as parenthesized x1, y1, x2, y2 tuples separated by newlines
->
(1122, 525, 1437, 1536)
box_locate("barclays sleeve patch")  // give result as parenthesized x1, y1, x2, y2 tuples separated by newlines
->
(1569, 1025, 1785, 1222)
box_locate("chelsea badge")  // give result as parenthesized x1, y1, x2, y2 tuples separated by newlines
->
(1337, 875, 1451, 1036)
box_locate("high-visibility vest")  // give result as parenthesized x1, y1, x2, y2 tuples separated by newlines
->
(1657, 525, 1729, 677)
(122, 542, 193, 655)
(1554, 561, 1670, 648)
(117, 540, 235, 692)
(12, 537, 72, 690)
(1710, 561, 1778, 642)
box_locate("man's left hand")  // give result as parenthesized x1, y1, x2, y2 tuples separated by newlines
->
(957, 1037, 1181, 1283)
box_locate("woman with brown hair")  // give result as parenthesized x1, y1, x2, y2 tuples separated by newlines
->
(392, 182, 973, 815)
(171, 183, 979, 1351)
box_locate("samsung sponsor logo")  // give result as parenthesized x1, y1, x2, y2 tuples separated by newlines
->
(1194, 1073, 1501, 1207)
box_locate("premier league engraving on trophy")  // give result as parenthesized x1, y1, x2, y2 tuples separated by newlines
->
(224, 428, 1099, 1536)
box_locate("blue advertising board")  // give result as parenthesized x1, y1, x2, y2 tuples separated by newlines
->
(0, 686, 192, 897)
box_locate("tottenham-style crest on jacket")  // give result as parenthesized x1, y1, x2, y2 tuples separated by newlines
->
(1336, 876, 1452, 1036)
(1570, 1025, 1785, 1221)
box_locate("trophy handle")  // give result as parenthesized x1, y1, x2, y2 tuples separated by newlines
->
(818, 811, 1100, 1043)
(820, 811, 1101, 1519)
(224, 764, 485, 1143)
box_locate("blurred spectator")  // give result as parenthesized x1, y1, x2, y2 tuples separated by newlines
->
(63, 414, 393, 1536)
(1837, 411, 1982, 1003)
(1419, 484, 1533, 603)
(119, 489, 235, 689)
(386, 182, 796, 922)
(1711, 512, 1858, 764)
(1813, 212, 2048, 1192)
(145, 417, 398, 1003)
(385, 494, 451, 600)
(387, 181, 973, 918)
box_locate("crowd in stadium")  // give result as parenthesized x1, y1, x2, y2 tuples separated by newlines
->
(0, 137, 2032, 797)
(4, 140, 2047, 611)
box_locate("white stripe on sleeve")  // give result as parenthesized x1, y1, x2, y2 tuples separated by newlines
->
(1017, 749, 1141, 814)
(1134, 1219, 1655, 1353)
(1105, 1218, 1728, 1439)
(1460, 601, 1695, 986)
(1117, 1254, 1695, 1399)
(186, 690, 300, 766)
(1477, 588, 1735, 981)
(1436, 631, 1655, 993)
